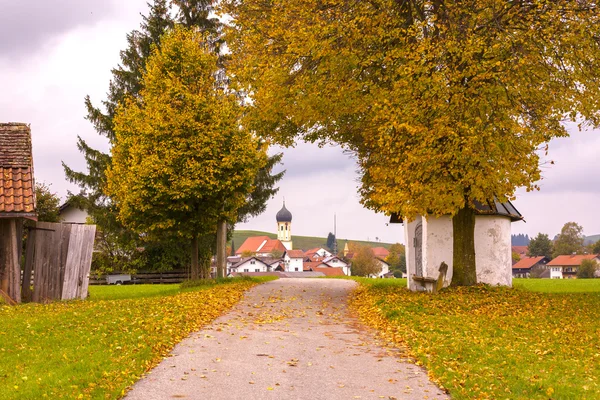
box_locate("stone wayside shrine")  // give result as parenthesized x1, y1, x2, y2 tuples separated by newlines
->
(0, 123, 37, 303)
(391, 200, 523, 292)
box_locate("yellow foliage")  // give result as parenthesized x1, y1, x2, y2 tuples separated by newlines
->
(107, 26, 267, 238)
(223, 0, 600, 219)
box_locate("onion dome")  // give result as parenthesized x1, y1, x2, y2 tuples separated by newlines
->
(276, 202, 292, 222)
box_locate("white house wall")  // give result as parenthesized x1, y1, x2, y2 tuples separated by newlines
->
(474, 216, 512, 286)
(60, 207, 89, 224)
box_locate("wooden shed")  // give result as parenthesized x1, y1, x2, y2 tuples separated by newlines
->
(0, 123, 36, 303)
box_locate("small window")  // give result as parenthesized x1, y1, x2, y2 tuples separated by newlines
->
(281, 226, 284, 231)
(255, 269, 260, 272)
(250, 260, 255, 265)
(244, 269, 249, 272)
(295, 268, 299, 271)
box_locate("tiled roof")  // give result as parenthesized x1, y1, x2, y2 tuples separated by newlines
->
(260, 239, 287, 254)
(0, 123, 36, 216)
(286, 249, 305, 258)
(511, 246, 528, 256)
(303, 261, 325, 271)
(547, 254, 599, 266)
(371, 247, 390, 258)
(512, 256, 547, 270)
(314, 267, 345, 277)
(235, 236, 270, 254)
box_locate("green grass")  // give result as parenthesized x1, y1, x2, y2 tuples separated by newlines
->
(231, 229, 395, 252)
(514, 278, 600, 293)
(88, 284, 181, 300)
(351, 277, 600, 399)
(0, 277, 271, 399)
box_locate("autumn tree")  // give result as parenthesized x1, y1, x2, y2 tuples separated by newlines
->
(553, 222, 585, 258)
(35, 183, 61, 223)
(106, 27, 266, 279)
(64, 0, 283, 274)
(527, 233, 553, 259)
(225, 0, 600, 286)
(592, 241, 600, 255)
(350, 245, 381, 277)
(577, 259, 598, 279)
(386, 243, 406, 274)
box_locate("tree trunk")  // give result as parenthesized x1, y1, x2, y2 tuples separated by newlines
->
(451, 206, 477, 286)
(191, 235, 199, 280)
(0, 219, 22, 303)
(216, 219, 227, 279)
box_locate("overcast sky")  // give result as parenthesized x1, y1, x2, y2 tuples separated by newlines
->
(1, 1, 599, 244)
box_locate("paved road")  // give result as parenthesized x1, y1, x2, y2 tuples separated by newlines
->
(126, 279, 448, 399)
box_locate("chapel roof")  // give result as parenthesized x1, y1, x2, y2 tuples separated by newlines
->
(389, 198, 523, 224)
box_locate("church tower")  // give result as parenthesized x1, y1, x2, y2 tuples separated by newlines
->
(276, 201, 293, 250)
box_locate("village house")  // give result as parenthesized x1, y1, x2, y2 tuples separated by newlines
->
(370, 258, 390, 279)
(227, 256, 281, 275)
(59, 200, 89, 224)
(371, 247, 390, 259)
(511, 246, 528, 260)
(284, 249, 305, 272)
(304, 247, 332, 260)
(546, 254, 600, 279)
(391, 199, 523, 292)
(235, 235, 287, 257)
(512, 256, 549, 278)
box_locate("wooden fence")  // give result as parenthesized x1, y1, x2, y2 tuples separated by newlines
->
(23, 222, 96, 302)
(90, 270, 189, 285)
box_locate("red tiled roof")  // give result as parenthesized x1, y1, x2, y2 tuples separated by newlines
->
(0, 123, 36, 217)
(314, 267, 345, 277)
(371, 247, 390, 258)
(512, 246, 528, 256)
(260, 239, 287, 254)
(235, 236, 270, 254)
(547, 254, 599, 266)
(286, 249, 304, 258)
(512, 256, 546, 270)
(305, 247, 322, 254)
(303, 261, 325, 271)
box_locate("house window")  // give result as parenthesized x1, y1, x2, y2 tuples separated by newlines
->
(281, 226, 284, 231)
(250, 260, 256, 265)
(255, 269, 260, 272)
(295, 268, 299, 271)
(332, 259, 337, 263)
(244, 269, 249, 272)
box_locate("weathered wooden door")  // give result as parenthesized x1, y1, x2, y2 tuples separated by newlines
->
(414, 223, 423, 277)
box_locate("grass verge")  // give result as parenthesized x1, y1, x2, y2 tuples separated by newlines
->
(350, 277, 600, 399)
(0, 277, 272, 399)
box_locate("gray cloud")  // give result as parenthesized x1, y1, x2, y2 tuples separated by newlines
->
(0, 0, 115, 60)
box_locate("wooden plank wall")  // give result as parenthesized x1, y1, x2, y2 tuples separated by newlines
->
(27, 222, 95, 303)
(0, 219, 22, 303)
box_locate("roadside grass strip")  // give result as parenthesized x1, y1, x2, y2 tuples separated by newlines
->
(0, 277, 271, 399)
(350, 278, 600, 399)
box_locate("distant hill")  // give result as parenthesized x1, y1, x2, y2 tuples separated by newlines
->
(230, 230, 395, 253)
(584, 234, 600, 245)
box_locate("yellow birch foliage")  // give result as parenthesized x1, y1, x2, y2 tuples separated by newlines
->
(107, 26, 266, 237)
(223, 0, 600, 219)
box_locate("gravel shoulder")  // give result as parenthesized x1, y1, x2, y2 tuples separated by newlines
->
(126, 278, 448, 400)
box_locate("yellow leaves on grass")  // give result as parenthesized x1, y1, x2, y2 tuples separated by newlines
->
(350, 281, 600, 399)
(0, 281, 257, 399)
